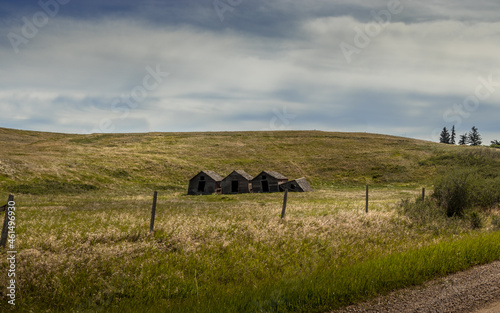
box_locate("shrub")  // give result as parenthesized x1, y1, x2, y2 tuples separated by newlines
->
(471, 177, 500, 209)
(469, 211, 483, 229)
(433, 170, 476, 217)
(399, 197, 443, 225)
(492, 217, 500, 230)
(433, 170, 500, 217)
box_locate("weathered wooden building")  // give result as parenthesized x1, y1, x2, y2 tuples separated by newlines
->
(187, 170, 223, 195)
(279, 177, 313, 192)
(221, 170, 253, 194)
(251, 171, 288, 193)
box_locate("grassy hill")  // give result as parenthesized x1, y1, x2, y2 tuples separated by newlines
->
(1, 127, 494, 195)
(1, 127, 500, 312)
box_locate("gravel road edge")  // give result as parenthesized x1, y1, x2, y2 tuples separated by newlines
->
(334, 261, 500, 313)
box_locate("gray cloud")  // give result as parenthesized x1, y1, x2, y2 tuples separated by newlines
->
(0, 1, 499, 143)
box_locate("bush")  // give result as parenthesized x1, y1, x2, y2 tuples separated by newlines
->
(399, 197, 443, 224)
(433, 170, 500, 217)
(433, 170, 476, 217)
(469, 211, 483, 229)
(471, 177, 500, 209)
(492, 217, 500, 230)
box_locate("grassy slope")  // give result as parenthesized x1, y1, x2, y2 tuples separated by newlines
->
(1, 128, 500, 312)
(0, 127, 474, 195)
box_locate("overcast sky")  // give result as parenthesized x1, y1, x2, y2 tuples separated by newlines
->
(1, 0, 499, 143)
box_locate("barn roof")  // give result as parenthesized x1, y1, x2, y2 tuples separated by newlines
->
(254, 170, 288, 180)
(232, 170, 253, 181)
(197, 170, 223, 182)
(280, 177, 313, 191)
(265, 171, 288, 180)
(292, 177, 313, 191)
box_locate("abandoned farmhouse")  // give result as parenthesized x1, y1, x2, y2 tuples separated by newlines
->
(251, 171, 288, 193)
(222, 170, 253, 194)
(188, 170, 312, 195)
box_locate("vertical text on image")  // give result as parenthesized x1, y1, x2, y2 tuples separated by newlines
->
(5, 199, 17, 306)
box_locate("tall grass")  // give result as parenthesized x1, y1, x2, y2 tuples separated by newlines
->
(433, 169, 500, 217)
(1, 130, 500, 312)
(82, 230, 500, 313)
(231, 231, 499, 313)
(1, 188, 499, 312)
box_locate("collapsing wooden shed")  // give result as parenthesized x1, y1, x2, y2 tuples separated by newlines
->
(251, 171, 288, 193)
(279, 177, 313, 192)
(221, 170, 253, 194)
(188, 170, 223, 195)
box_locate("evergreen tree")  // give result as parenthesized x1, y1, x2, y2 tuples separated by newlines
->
(450, 125, 456, 144)
(439, 127, 451, 144)
(458, 133, 468, 145)
(491, 140, 500, 146)
(468, 126, 482, 146)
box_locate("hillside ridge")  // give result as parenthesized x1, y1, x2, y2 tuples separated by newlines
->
(0, 127, 497, 194)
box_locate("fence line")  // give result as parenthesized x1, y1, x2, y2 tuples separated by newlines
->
(150, 191, 158, 234)
(148, 186, 429, 225)
(281, 189, 288, 219)
(365, 185, 369, 213)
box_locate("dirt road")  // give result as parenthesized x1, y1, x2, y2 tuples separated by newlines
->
(473, 300, 500, 313)
(335, 261, 500, 313)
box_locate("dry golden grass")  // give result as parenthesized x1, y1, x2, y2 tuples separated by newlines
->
(1, 188, 486, 311)
(1, 128, 485, 194)
(1, 128, 500, 312)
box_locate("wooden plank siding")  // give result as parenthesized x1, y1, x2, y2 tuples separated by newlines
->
(251, 171, 288, 193)
(221, 170, 253, 194)
(188, 170, 223, 195)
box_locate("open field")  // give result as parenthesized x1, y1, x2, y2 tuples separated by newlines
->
(0, 128, 483, 192)
(0, 128, 500, 312)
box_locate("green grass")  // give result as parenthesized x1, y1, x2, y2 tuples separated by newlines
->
(157, 231, 500, 313)
(1, 189, 499, 312)
(0, 128, 500, 312)
(7, 179, 99, 195)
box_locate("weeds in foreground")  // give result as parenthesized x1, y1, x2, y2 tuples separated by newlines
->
(1, 188, 499, 312)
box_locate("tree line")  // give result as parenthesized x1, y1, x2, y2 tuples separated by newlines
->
(439, 125, 499, 147)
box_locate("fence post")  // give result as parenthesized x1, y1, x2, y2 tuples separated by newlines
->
(281, 188, 288, 219)
(150, 191, 158, 234)
(0, 195, 14, 248)
(422, 188, 425, 202)
(365, 185, 369, 213)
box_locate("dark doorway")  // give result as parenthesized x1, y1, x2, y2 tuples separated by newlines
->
(262, 180, 269, 192)
(198, 181, 206, 192)
(231, 180, 239, 193)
